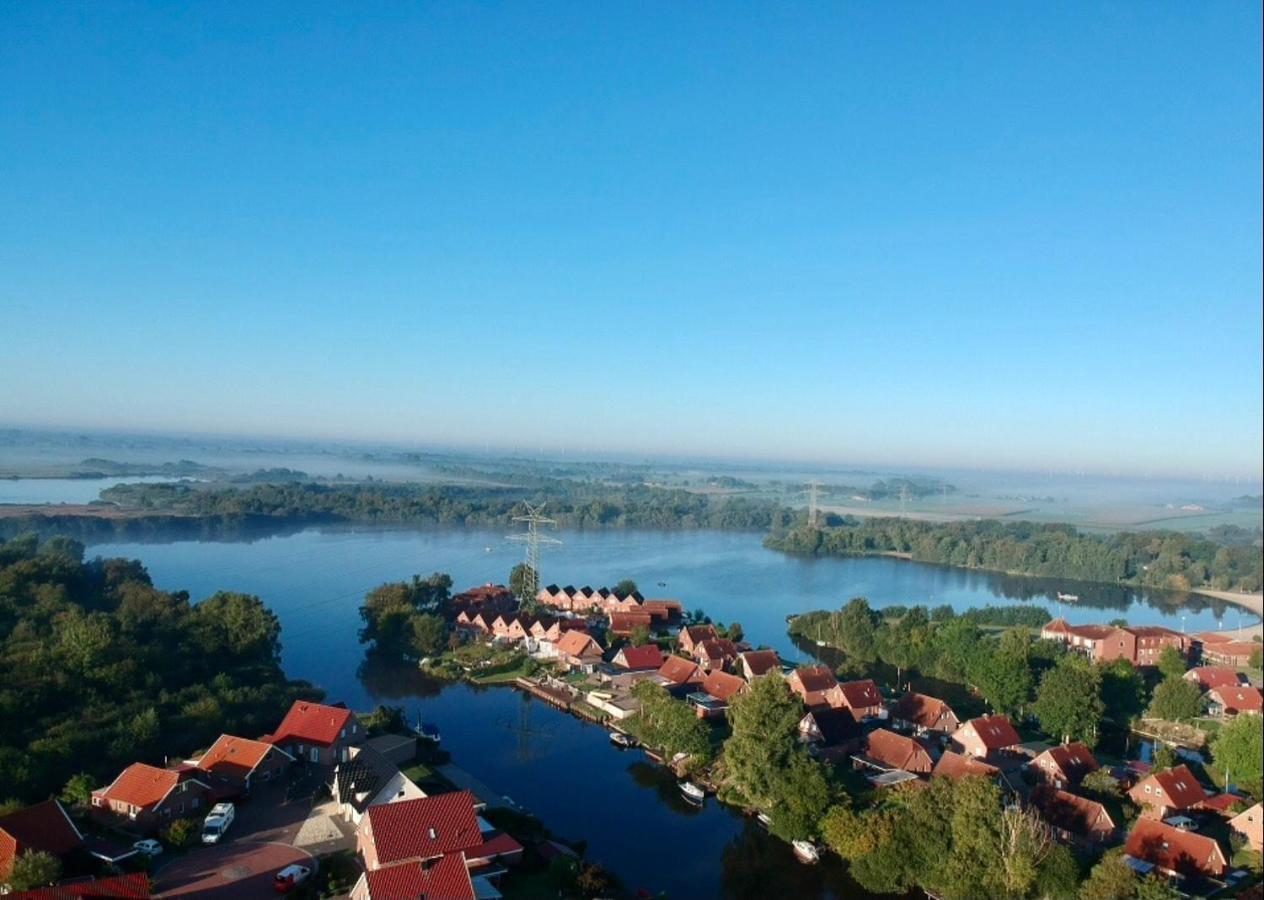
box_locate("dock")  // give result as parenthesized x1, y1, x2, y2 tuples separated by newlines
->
(513, 677, 575, 711)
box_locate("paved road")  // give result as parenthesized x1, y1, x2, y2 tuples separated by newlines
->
(154, 840, 314, 898)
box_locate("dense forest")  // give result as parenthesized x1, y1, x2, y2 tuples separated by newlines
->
(0, 533, 318, 804)
(767, 519, 1264, 591)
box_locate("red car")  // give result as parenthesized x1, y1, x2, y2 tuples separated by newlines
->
(273, 864, 312, 893)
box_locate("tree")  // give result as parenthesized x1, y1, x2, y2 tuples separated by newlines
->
(1147, 678, 1203, 721)
(629, 625, 651, 647)
(821, 803, 882, 860)
(1250, 646, 1262, 672)
(725, 621, 744, 643)
(997, 806, 1054, 896)
(1151, 744, 1177, 773)
(161, 817, 200, 849)
(509, 563, 536, 601)
(1156, 646, 1186, 682)
(59, 772, 95, 807)
(1035, 843, 1082, 899)
(1211, 714, 1264, 788)
(1034, 656, 1104, 745)
(1099, 658, 1145, 724)
(768, 752, 830, 842)
(409, 614, 447, 657)
(190, 592, 281, 662)
(1080, 768, 1122, 800)
(723, 675, 802, 808)
(1079, 850, 1139, 900)
(7, 850, 61, 892)
(612, 579, 637, 596)
(972, 632, 1034, 717)
(835, 597, 881, 662)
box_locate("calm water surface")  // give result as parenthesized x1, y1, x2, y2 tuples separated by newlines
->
(0, 476, 184, 505)
(83, 527, 1253, 898)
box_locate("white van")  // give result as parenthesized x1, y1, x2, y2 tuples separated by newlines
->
(201, 802, 236, 844)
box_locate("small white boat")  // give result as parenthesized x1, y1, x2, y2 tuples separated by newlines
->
(609, 731, 636, 748)
(756, 812, 773, 829)
(679, 782, 706, 803)
(1056, 592, 1079, 602)
(792, 840, 820, 864)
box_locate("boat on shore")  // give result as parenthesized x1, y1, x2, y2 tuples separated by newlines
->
(413, 719, 441, 744)
(679, 782, 706, 803)
(756, 812, 773, 830)
(609, 731, 636, 748)
(792, 840, 820, 864)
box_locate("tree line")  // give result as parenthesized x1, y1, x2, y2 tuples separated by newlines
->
(767, 518, 1263, 591)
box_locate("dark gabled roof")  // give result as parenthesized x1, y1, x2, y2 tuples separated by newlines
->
(1031, 786, 1114, 837)
(335, 746, 400, 814)
(837, 679, 883, 709)
(0, 800, 83, 860)
(803, 707, 860, 745)
(891, 692, 956, 729)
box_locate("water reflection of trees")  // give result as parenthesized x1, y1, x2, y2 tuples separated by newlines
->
(719, 822, 861, 899)
(626, 761, 705, 817)
(357, 649, 449, 700)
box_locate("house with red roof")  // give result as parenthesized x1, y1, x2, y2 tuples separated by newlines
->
(737, 649, 782, 681)
(1031, 786, 1117, 848)
(932, 750, 1000, 782)
(1194, 633, 1260, 668)
(1207, 684, 1263, 717)
(1124, 818, 1228, 879)
(890, 692, 960, 736)
(950, 715, 1022, 762)
(692, 638, 739, 671)
(333, 745, 425, 825)
(798, 708, 862, 760)
(90, 763, 214, 833)
(687, 670, 747, 718)
(193, 734, 292, 792)
(1229, 802, 1263, 854)
(6, 872, 151, 899)
(677, 624, 720, 655)
(267, 700, 364, 766)
(351, 850, 475, 900)
(612, 644, 665, 671)
(1041, 619, 1188, 666)
(1, 801, 83, 887)
(554, 630, 605, 670)
(786, 666, 841, 708)
(836, 679, 885, 722)
(1128, 764, 1209, 820)
(1029, 742, 1099, 789)
(355, 790, 522, 875)
(656, 655, 705, 693)
(642, 599, 683, 627)
(1182, 666, 1244, 693)
(608, 611, 654, 637)
(855, 728, 935, 775)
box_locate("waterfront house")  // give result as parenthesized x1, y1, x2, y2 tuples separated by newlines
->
(1124, 818, 1228, 880)
(855, 728, 935, 775)
(798, 708, 861, 759)
(836, 679, 886, 723)
(1207, 684, 1263, 717)
(932, 750, 1000, 782)
(890, 692, 960, 736)
(1031, 786, 1117, 848)
(609, 610, 655, 637)
(452, 583, 514, 613)
(193, 734, 293, 793)
(1128, 765, 1209, 820)
(656, 655, 705, 693)
(266, 700, 364, 766)
(0, 800, 84, 888)
(90, 763, 214, 834)
(1040, 619, 1188, 666)
(613, 644, 665, 671)
(456, 610, 497, 634)
(737, 649, 782, 681)
(333, 745, 424, 826)
(786, 666, 841, 708)
(643, 599, 684, 627)
(688, 670, 747, 718)
(693, 638, 739, 671)
(950, 715, 1022, 762)
(1182, 666, 1244, 693)
(554, 630, 605, 670)
(1029, 742, 1100, 789)
(351, 851, 475, 900)
(491, 613, 532, 643)
(1194, 632, 1260, 668)
(356, 790, 522, 873)
(677, 624, 720, 655)
(1229, 802, 1263, 853)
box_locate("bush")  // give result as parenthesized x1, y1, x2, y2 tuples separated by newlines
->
(161, 817, 200, 849)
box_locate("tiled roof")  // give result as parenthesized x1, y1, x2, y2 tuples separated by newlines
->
(609, 611, 653, 633)
(0, 800, 82, 863)
(467, 831, 524, 863)
(8, 873, 151, 898)
(963, 715, 1021, 750)
(790, 666, 838, 693)
(863, 729, 934, 772)
(269, 700, 353, 748)
(615, 644, 664, 670)
(932, 751, 999, 781)
(1037, 742, 1099, 783)
(93, 763, 181, 810)
(1145, 765, 1209, 809)
(555, 630, 602, 657)
(197, 735, 281, 779)
(1183, 667, 1243, 691)
(367, 791, 482, 866)
(362, 851, 475, 900)
(1031, 786, 1114, 837)
(801, 707, 860, 745)
(335, 746, 400, 814)
(695, 639, 738, 661)
(738, 650, 781, 678)
(891, 692, 955, 729)
(1124, 818, 1227, 876)
(837, 679, 883, 710)
(657, 655, 703, 686)
(1210, 685, 1263, 713)
(702, 670, 747, 702)
(680, 625, 719, 644)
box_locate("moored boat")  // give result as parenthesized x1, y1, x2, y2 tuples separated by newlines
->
(609, 731, 636, 748)
(756, 812, 773, 829)
(679, 781, 705, 803)
(792, 840, 819, 864)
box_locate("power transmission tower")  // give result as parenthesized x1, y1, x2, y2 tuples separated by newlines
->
(508, 503, 561, 601)
(899, 482, 910, 515)
(801, 481, 822, 528)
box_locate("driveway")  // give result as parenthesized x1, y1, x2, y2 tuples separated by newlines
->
(154, 840, 314, 898)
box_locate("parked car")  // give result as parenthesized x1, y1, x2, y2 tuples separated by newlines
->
(273, 864, 312, 893)
(202, 802, 236, 844)
(133, 839, 163, 856)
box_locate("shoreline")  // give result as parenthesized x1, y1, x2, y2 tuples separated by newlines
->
(1192, 588, 1264, 639)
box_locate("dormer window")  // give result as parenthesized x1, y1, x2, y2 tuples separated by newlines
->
(428, 827, 437, 839)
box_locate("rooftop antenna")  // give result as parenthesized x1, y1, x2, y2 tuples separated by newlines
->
(508, 502, 561, 601)
(801, 481, 822, 528)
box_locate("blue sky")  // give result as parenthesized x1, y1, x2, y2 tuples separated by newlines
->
(2, 4, 1260, 478)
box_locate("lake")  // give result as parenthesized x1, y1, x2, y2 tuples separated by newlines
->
(0, 476, 185, 505)
(82, 526, 1253, 898)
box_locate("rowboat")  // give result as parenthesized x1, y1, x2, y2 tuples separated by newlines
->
(679, 782, 705, 803)
(792, 840, 820, 864)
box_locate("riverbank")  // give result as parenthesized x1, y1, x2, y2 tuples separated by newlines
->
(1193, 588, 1264, 639)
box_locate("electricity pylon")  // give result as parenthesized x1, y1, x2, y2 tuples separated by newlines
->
(801, 481, 822, 528)
(508, 503, 561, 601)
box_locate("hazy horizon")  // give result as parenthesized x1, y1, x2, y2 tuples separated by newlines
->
(3, 5, 1261, 479)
